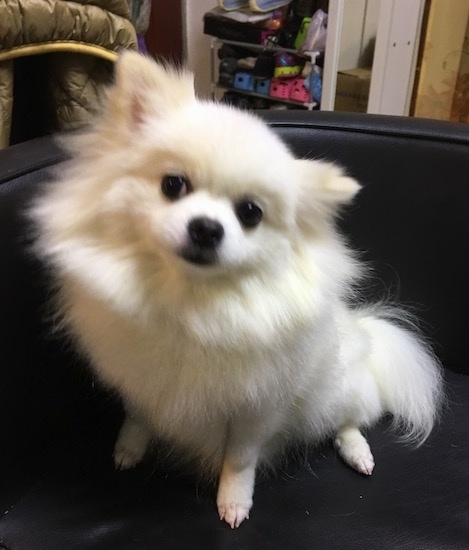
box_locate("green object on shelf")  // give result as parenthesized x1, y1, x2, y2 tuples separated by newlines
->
(294, 17, 311, 50)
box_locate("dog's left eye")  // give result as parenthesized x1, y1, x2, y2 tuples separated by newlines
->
(235, 199, 263, 228)
(161, 175, 190, 200)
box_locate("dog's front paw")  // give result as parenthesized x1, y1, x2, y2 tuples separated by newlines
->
(217, 500, 252, 529)
(334, 425, 375, 476)
(113, 444, 145, 471)
(216, 469, 254, 528)
(113, 415, 151, 471)
(343, 448, 375, 476)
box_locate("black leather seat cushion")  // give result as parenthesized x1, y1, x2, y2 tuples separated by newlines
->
(0, 112, 468, 549)
(0, 370, 468, 550)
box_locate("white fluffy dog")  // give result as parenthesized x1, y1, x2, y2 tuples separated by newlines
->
(32, 53, 443, 528)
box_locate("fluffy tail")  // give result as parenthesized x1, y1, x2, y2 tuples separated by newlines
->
(357, 308, 444, 445)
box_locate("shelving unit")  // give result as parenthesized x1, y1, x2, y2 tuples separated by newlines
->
(209, 37, 319, 111)
(204, 2, 424, 115)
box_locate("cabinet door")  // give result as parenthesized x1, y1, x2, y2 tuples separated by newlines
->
(145, 0, 183, 61)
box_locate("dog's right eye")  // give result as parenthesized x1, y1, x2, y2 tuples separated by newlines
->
(161, 175, 190, 200)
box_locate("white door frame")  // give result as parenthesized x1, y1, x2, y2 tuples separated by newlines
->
(321, 0, 426, 115)
(367, 0, 426, 115)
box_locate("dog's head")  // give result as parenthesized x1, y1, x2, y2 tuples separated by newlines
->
(66, 53, 360, 285)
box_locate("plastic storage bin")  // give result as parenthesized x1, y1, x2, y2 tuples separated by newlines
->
(233, 72, 255, 92)
(255, 78, 271, 95)
(269, 78, 292, 100)
(290, 78, 311, 103)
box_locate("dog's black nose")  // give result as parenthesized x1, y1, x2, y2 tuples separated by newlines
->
(188, 217, 224, 249)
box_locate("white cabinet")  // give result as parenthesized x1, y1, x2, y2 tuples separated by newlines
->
(322, 0, 426, 115)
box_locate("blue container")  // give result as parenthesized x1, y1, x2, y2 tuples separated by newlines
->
(233, 72, 255, 92)
(255, 78, 271, 95)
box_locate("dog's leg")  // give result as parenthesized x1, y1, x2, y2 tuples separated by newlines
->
(217, 455, 256, 529)
(217, 415, 274, 529)
(334, 424, 375, 475)
(114, 413, 152, 471)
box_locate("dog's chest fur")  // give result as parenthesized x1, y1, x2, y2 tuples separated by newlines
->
(65, 280, 344, 468)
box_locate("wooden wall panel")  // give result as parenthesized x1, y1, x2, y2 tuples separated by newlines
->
(411, 0, 469, 120)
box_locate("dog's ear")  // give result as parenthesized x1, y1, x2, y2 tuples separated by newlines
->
(295, 159, 361, 233)
(106, 51, 195, 131)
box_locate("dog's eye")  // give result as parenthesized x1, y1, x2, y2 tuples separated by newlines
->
(235, 199, 263, 228)
(161, 175, 190, 200)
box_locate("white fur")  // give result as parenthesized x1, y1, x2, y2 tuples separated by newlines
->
(31, 53, 443, 528)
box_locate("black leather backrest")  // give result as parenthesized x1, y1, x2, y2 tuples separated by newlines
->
(261, 111, 469, 373)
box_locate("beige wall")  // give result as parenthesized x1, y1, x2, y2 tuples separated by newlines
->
(181, 0, 214, 98)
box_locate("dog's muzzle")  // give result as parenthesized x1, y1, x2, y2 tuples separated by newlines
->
(180, 216, 224, 266)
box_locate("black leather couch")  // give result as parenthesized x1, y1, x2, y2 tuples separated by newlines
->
(0, 112, 468, 550)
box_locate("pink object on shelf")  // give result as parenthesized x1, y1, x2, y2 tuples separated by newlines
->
(269, 78, 293, 100)
(289, 77, 311, 103)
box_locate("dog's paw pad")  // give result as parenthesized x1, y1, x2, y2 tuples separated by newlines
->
(351, 453, 375, 476)
(342, 444, 375, 476)
(113, 446, 143, 471)
(334, 429, 375, 476)
(218, 502, 251, 529)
